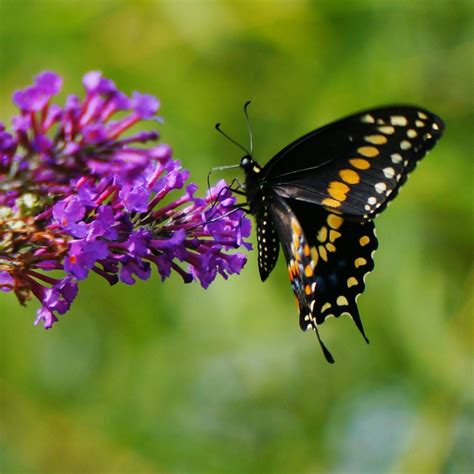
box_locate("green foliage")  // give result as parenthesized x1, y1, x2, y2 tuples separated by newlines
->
(0, 0, 472, 472)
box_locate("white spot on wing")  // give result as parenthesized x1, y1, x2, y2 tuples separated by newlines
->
(391, 116, 408, 126)
(361, 114, 375, 123)
(383, 167, 395, 179)
(378, 126, 395, 135)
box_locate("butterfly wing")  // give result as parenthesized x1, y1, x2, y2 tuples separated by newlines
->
(288, 200, 378, 332)
(268, 195, 335, 362)
(263, 106, 444, 221)
(269, 195, 379, 362)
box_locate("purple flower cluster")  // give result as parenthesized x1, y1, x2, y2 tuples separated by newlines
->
(0, 71, 251, 328)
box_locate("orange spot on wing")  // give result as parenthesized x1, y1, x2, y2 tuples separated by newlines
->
(350, 158, 370, 170)
(322, 198, 341, 208)
(288, 267, 294, 282)
(291, 218, 302, 237)
(328, 181, 350, 201)
(357, 146, 379, 157)
(339, 169, 360, 184)
(327, 214, 344, 230)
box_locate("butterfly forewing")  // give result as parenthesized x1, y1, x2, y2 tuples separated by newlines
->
(265, 106, 444, 221)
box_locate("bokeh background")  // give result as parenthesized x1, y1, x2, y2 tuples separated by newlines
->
(0, 1, 472, 473)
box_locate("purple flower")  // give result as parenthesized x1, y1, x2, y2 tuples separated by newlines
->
(0, 271, 15, 291)
(0, 71, 251, 328)
(130, 92, 160, 118)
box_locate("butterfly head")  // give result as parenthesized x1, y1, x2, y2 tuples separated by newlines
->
(240, 155, 262, 175)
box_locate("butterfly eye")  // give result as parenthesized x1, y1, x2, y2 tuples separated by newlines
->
(240, 156, 252, 168)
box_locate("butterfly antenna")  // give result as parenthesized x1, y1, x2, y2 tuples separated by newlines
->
(215, 123, 251, 156)
(243, 100, 253, 156)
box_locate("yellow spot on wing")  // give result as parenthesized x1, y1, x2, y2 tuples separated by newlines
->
(364, 134, 387, 145)
(321, 302, 332, 312)
(339, 169, 360, 184)
(347, 277, 358, 287)
(318, 245, 328, 262)
(355, 257, 367, 268)
(359, 236, 370, 246)
(327, 214, 344, 229)
(322, 198, 341, 208)
(350, 158, 370, 170)
(303, 244, 310, 256)
(329, 230, 341, 242)
(304, 265, 313, 277)
(317, 225, 328, 243)
(326, 242, 336, 252)
(311, 247, 319, 267)
(337, 295, 349, 306)
(305, 284, 312, 295)
(378, 126, 395, 134)
(357, 146, 379, 157)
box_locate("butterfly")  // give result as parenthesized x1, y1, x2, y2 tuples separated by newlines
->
(217, 105, 444, 363)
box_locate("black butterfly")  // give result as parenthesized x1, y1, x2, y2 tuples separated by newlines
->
(218, 105, 444, 363)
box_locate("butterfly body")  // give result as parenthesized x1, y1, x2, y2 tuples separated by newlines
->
(237, 105, 444, 362)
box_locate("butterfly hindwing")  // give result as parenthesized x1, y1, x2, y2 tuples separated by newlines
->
(268, 196, 334, 362)
(268, 197, 317, 329)
(289, 200, 378, 341)
(269, 196, 378, 348)
(264, 106, 444, 221)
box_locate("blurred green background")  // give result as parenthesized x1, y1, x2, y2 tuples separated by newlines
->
(0, 0, 472, 473)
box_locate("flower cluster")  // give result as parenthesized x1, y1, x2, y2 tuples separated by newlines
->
(0, 71, 251, 328)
